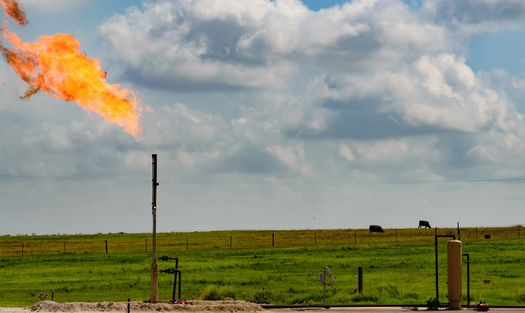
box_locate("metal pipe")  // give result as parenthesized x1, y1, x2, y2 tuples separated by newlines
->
(434, 228, 455, 303)
(463, 253, 470, 306)
(171, 257, 179, 303)
(178, 270, 182, 302)
(150, 154, 159, 303)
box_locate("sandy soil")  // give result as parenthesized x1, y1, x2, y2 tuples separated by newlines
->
(0, 301, 264, 313)
(0, 301, 523, 313)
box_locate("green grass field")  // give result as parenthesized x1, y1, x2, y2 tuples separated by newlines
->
(0, 226, 523, 307)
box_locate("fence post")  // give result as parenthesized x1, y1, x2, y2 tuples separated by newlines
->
(105, 240, 108, 253)
(272, 233, 275, 247)
(358, 267, 363, 294)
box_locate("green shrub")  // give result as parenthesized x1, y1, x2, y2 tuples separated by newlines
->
(252, 287, 274, 304)
(200, 285, 220, 300)
(218, 285, 236, 299)
(29, 291, 48, 300)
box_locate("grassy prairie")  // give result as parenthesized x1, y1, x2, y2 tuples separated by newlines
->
(0, 226, 523, 307)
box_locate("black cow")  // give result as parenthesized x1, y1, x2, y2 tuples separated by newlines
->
(369, 225, 385, 233)
(418, 220, 431, 228)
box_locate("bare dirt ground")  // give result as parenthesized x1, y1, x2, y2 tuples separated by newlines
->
(0, 301, 523, 313)
(0, 301, 262, 313)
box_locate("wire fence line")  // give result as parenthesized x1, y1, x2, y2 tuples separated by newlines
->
(0, 226, 521, 257)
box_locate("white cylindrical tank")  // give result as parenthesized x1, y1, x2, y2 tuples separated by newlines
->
(447, 240, 462, 309)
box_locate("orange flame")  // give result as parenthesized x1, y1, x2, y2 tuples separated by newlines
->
(0, 0, 149, 138)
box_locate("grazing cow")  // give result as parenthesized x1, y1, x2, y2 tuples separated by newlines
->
(418, 220, 431, 229)
(369, 225, 385, 233)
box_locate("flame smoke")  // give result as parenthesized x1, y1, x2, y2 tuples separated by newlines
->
(0, 0, 149, 138)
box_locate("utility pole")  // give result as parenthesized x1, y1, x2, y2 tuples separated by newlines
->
(150, 154, 159, 303)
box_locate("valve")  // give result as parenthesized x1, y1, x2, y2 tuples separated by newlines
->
(160, 268, 177, 274)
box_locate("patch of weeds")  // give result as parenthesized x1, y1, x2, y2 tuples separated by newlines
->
(285, 292, 322, 305)
(218, 285, 236, 299)
(128, 277, 141, 288)
(402, 291, 420, 300)
(201, 285, 220, 300)
(287, 286, 302, 294)
(351, 293, 379, 303)
(252, 286, 274, 304)
(329, 293, 352, 304)
(377, 284, 400, 297)
(30, 291, 48, 300)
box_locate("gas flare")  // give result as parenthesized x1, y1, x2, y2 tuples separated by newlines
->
(0, 0, 149, 138)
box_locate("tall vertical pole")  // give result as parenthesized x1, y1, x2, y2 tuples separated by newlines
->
(150, 154, 158, 303)
(435, 228, 438, 302)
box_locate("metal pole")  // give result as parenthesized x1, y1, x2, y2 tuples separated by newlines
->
(435, 229, 455, 304)
(171, 258, 179, 303)
(178, 270, 182, 302)
(358, 267, 363, 294)
(435, 228, 438, 302)
(150, 154, 159, 303)
(463, 253, 470, 306)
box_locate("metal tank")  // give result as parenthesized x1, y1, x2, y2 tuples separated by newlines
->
(447, 240, 462, 309)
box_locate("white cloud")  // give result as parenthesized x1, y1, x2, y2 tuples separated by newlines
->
(339, 143, 355, 162)
(423, 0, 525, 35)
(98, 0, 452, 91)
(4, 0, 525, 235)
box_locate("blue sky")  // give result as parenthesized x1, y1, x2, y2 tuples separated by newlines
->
(1, 0, 525, 235)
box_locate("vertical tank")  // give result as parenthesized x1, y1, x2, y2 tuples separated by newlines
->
(447, 240, 462, 309)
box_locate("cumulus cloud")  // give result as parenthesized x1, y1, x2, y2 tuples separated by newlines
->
(98, 0, 452, 91)
(424, 0, 525, 35)
(95, 0, 525, 181)
(4, 0, 525, 234)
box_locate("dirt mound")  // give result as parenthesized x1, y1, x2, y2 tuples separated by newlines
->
(29, 301, 264, 313)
